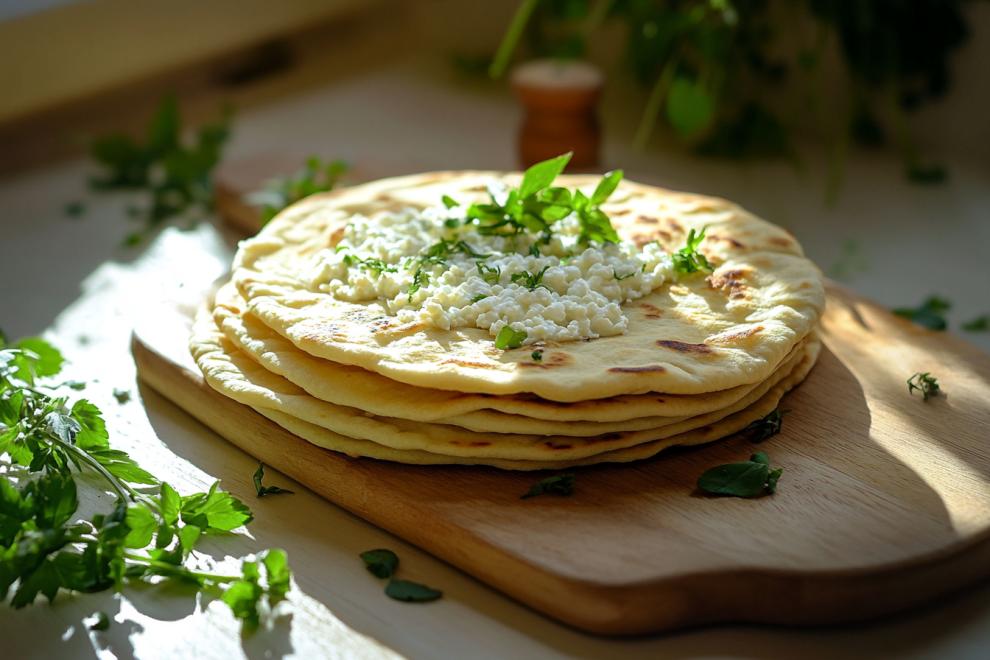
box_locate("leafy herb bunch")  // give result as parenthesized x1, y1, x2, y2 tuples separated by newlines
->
(490, 0, 974, 188)
(247, 156, 350, 226)
(0, 331, 289, 633)
(88, 94, 232, 245)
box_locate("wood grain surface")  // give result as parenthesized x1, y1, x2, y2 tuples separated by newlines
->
(131, 282, 990, 636)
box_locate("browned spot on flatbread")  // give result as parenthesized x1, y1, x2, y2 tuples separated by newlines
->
(375, 194, 393, 202)
(656, 340, 714, 354)
(369, 318, 396, 333)
(392, 322, 425, 334)
(440, 359, 497, 369)
(545, 442, 573, 450)
(632, 234, 654, 249)
(769, 236, 793, 247)
(216, 303, 242, 315)
(518, 352, 572, 369)
(611, 208, 632, 216)
(708, 268, 750, 300)
(656, 397, 665, 403)
(609, 365, 667, 373)
(637, 215, 659, 224)
(707, 234, 744, 249)
(644, 313, 661, 319)
(449, 440, 493, 447)
(706, 325, 764, 344)
(665, 218, 683, 232)
(466, 184, 488, 192)
(640, 303, 660, 311)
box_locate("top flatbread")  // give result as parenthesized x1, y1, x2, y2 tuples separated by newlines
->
(233, 172, 825, 400)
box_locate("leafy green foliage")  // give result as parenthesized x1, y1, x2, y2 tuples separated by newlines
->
(667, 77, 716, 136)
(744, 408, 791, 444)
(697, 451, 783, 497)
(253, 462, 294, 497)
(962, 315, 989, 332)
(360, 548, 442, 603)
(893, 296, 950, 330)
(88, 94, 233, 245)
(465, 153, 622, 244)
(361, 549, 399, 579)
(251, 157, 350, 226)
(385, 579, 442, 603)
(521, 473, 575, 499)
(907, 372, 940, 401)
(494, 326, 527, 350)
(341, 253, 397, 276)
(477, 263, 502, 285)
(1, 332, 288, 634)
(671, 227, 712, 275)
(511, 266, 550, 291)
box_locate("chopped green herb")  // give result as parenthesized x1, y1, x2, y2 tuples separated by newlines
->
(962, 315, 989, 332)
(531, 350, 543, 362)
(743, 409, 790, 444)
(907, 372, 940, 401)
(893, 296, 950, 331)
(697, 451, 783, 497)
(441, 195, 460, 209)
(112, 388, 130, 404)
(407, 268, 431, 296)
(253, 462, 294, 497)
(89, 611, 111, 631)
(385, 579, 442, 603)
(613, 268, 636, 280)
(361, 549, 399, 579)
(529, 244, 542, 257)
(494, 326, 527, 350)
(342, 254, 398, 276)
(671, 227, 712, 275)
(521, 473, 575, 499)
(511, 266, 550, 291)
(477, 262, 502, 285)
(470, 294, 489, 303)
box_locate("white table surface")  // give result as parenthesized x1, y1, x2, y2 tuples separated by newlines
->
(3, 56, 990, 660)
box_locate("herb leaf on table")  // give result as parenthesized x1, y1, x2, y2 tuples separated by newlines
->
(697, 452, 783, 498)
(744, 409, 791, 444)
(893, 296, 950, 330)
(253, 462, 295, 497)
(521, 473, 575, 499)
(907, 372, 941, 401)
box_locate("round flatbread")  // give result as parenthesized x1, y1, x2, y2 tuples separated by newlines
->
(253, 339, 819, 470)
(192, 306, 819, 461)
(233, 172, 825, 400)
(213, 281, 801, 426)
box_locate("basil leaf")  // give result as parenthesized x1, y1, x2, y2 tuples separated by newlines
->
(519, 152, 572, 199)
(361, 549, 398, 579)
(385, 579, 442, 603)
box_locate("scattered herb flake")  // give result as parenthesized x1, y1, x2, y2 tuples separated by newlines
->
(494, 326, 527, 350)
(442, 195, 460, 209)
(89, 611, 111, 631)
(744, 409, 790, 444)
(249, 156, 349, 226)
(531, 350, 543, 362)
(510, 265, 550, 291)
(65, 201, 86, 218)
(112, 388, 130, 404)
(521, 473, 575, 499)
(907, 372, 941, 401)
(361, 549, 399, 579)
(253, 462, 294, 497)
(962, 315, 989, 332)
(671, 227, 712, 275)
(385, 579, 442, 603)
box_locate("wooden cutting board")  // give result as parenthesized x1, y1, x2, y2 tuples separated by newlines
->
(131, 282, 990, 636)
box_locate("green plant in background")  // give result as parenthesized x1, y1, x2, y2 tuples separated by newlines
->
(489, 0, 974, 197)
(246, 157, 350, 226)
(87, 94, 233, 245)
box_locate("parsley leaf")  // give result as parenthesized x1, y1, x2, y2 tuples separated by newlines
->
(470, 294, 489, 303)
(385, 579, 442, 603)
(907, 372, 941, 401)
(253, 462, 294, 497)
(510, 266, 550, 291)
(477, 263, 502, 285)
(441, 195, 460, 209)
(361, 549, 398, 579)
(671, 227, 712, 275)
(531, 350, 543, 362)
(893, 296, 950, 330)
(180, 482, 253, 532)
(494, 326, 527, 350)
(697, 451, 783, 497)
(743, 408, 791, 443)
(253, 157, 349, 226)
(521, 473, 575, 499)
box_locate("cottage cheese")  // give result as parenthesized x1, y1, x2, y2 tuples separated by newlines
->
(303, 205, 677, 345)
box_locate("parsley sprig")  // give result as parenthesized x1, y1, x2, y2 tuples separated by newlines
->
(0, 331, 290, 634)
(671, 227, 713, 275)
(360, 549, 442, 603)
(894, 296, 950, 331)
(253, 462, 294, 497)
(907, 372, 941, 401)
(511, 266, 550, 291)
(466, 153, 623, 244)
(743, 408, 791, 444)
(248, 156, 349, 226)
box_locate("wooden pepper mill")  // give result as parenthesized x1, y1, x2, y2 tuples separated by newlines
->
(511, 59, 604, 171)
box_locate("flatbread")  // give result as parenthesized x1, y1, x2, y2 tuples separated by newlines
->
(192, 306, 819, 461)
(253, 338, 819, 470)
(214, 281, 800, 425)
(233, 172, 825, 400)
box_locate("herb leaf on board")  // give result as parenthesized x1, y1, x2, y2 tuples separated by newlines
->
(361, 549, 399, 579)
(521, 473, 575, 499)
(253, 462, 295, 497)
(962, 315, 989, 332)
(744, 409, 791, 443)
(893, 296, 950, 330)
(385, 579, 443, 603)
(697, 452, 783, 498)
(907, 372, 941, 401)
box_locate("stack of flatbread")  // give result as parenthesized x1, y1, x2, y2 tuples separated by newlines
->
(190, 172, 825, 470)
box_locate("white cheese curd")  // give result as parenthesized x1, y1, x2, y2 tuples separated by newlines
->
(302, 205, 677, 345)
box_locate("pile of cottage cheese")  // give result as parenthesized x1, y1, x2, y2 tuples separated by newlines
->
(303, 205, 677, 345)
